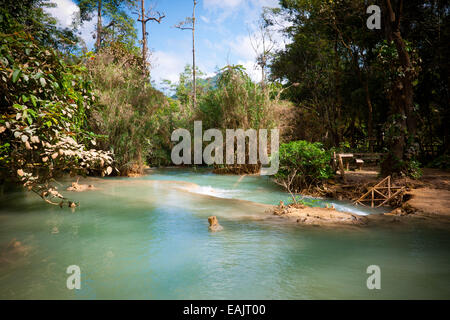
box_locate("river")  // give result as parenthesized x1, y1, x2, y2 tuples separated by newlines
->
(0, 168, 449, 299)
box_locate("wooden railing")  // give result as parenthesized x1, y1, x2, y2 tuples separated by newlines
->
(353, 176, 405, 208)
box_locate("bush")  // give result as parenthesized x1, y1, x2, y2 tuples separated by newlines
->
(428, 154, 450, 170)
(86, 42, 170, 174)
(194, 65, 291, 173)
(275, 140, 333, 191)
(0, 30, 113, 205)
(197, 65, 276, 130)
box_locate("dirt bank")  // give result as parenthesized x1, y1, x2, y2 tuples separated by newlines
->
(298, 167, 450, 218)
(404, 187, 450, 216)
(271, 202, 450, 230)
(273, 202, 368, 226)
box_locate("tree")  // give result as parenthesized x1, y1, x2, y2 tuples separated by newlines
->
(175, 0, 198, 108)
(379, 0, 419, 175)
(132, 0, 165, 76)
(86, 42, 170, 174)
(0, 0, 80, 52)
(0, 29, 114, 205)
(77, 0, 136, 51)
(267, 1, 390, 151)
(248, 17, 275, 89)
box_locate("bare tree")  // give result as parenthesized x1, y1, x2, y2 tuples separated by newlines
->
(96, 0, 102, 50)
(248, 19, 275, 88)
(175, 0, 198, 109)
(132, 0, 165, 75)
(274, 169, 298, 204)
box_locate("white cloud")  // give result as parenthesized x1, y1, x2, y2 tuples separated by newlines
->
(77, 16, 97, 49)
(229, 34, 257, 61)
(203, 0, 244, 10)
(200, 15, 210, 23)
(238, 59, 261, 82)
(44, 0, 96, 49)
(224, 23, 287, 76)
(203, 0, 279, 10)
(45, 0, 79, 28)
(151, 51, 189, 84)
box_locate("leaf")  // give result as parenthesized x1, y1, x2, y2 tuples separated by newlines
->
(30, 95, 37, 107)
(39, 77, 46, 87)
(12, 68, 21, 83)
(106, 166, 112, 175)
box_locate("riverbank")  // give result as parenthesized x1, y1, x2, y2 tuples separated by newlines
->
(58, 166, 450, 229)
(271, 201, 450, 230)
(145, 166, 450, 221)
(295, 166, 450, 219)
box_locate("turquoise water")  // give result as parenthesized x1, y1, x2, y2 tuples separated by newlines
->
(0, 168, 449, 299)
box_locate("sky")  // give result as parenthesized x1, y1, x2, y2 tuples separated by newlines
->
(44, 0, 288, 91)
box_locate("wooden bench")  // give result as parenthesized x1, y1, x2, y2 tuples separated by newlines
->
(353, 153, 385, 165)
(355, 158, 364, 170)
(333, 152, 386, 173)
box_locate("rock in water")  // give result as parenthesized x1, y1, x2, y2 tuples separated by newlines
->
(208, 216, 223, 232)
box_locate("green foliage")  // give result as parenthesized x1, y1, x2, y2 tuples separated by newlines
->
(269, 0, 450, 174)
(406, 160, 423, 179)
(0, 29, 113, 204)
(86, 42, 170, 174)
(428, 154, 450, 170)
(146, 97, 192, 166)
(76, 0, 137, 50)
(292, 196, 321, 207)
(275, 140, 333, 189)
(0, 1, 80, 53)
(197, 65, 276, 130)
(167, 65, 213, 108)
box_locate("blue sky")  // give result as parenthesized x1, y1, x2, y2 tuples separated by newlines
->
(45, 0, 286, 91)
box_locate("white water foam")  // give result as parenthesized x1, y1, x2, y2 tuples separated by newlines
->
(182, 185, 242, 199)
(329, 202, 369, 216)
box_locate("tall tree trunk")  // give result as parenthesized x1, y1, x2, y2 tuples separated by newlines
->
(333, 34, 342, 147)
(352, 49, 375, 152)
(192, 0, 197, 109)
(141, 0, 147, 75)
(363, 76, 374, 152)
(381, 0, 417, 175)
(96, 0, 102, 50)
